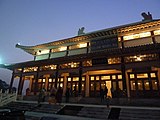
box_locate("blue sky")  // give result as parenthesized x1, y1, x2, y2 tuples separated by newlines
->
(0, 0, 160, 84)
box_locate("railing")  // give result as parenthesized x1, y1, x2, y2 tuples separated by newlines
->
(0, 89, 17, 106)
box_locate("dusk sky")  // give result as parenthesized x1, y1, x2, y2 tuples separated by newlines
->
(0, 0, 160, 85)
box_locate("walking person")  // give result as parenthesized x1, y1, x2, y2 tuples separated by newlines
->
(56, 87, 63, 104)
(48, 87, 57, 104)
(38, 88, 46, 104)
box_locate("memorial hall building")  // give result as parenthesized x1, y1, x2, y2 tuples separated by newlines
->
(6, 14, 160, 98)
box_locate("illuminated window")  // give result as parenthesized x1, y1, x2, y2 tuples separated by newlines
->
(51, 46, 67, 53)
(152, 80, 158, 90)
(137, 80, 143, 90)
(91, 83, 94, 90)
(130, 74, 135, 79)
(101, 76, 110, 80)
(49, 78, 52, 82)
(82, 77, 85, 81)
(151, 73, 156, 78)
(43, 79, 45, 82)
(108, 57, 121, 64)
(73, 77, 79, 81)
(40, 65, 57, 71)
(112, 75, 116, 79)
(68, 78, 71, 81)
(118, 75, 122, 79)
(51, 48, 59, 52)
(78, 43, 87, 48)
(69, 42, 87, 50)
(60, 83, 63, 87)
(83, 60, 92, 66)
(123, 32, 151, 40)
(125, 54, 158, 63)
(38, 79, 42, 82)
(37, 49, 50, 55)
(137, 73, 148, 78)
(154, 29, 160, 35)
(60, 78, 64, 82)
(59, 62, 80, 69)
(144, 80, 150, 90)
(91, 76, 94, 81)
(59, 46, 67, 51)
(130, 81, 136, 90)
(14, 68, 22, 73)
(23, 67, 38, 72)
(96, 76, 99, 80)
(68, 62, 80, 68)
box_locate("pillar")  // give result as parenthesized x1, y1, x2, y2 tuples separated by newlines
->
(34, 67, 39, 95)
(9, 71, 15, 93)
(55, 64, 59, 88)
(85, 72, 90, 97)
(121, 57, 127, 91)
(78, 62, 82, 95)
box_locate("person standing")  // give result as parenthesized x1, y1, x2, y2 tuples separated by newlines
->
(56, 87, 63, 104)
(65, 87, 70, 103)
(100, 89, 104, 102)
(104, 86, 108, 98)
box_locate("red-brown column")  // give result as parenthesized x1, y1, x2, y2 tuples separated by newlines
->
(9, 71, 15, 93)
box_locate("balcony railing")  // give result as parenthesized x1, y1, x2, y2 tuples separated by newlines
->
(0, 89, 17, 106)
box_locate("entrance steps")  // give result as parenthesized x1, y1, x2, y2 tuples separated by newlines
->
(119, 108, 160, 120)
(1, 101, 160, 119)
(77, 106, 110, 119)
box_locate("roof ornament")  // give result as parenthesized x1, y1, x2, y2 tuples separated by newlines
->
(141, 12, 152, 21)
(78, 27, 85, 36)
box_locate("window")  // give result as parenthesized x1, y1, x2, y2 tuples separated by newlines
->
(123, 32, 151, 40)
(137, 80, 143, 90)
(144, 80, 150, 90)
(69, 42, 88, 50)
(14, 68, 22, 73)
(130, 74, 135, 79)
(73, 77, 79, 81)
(51, 46, 67, 53)
(130, 81, 136, 90)
(152, 80, 158, 90)
(83, 60, 92, 66)
(137, 73, 148, 78)
(154, 30, 160, 35)
(125, 54, 158, 63)
(40, 65, 57, 71)
(59, 62, 80, 69)
(151, 73, 156, 78)
(101, 76, 110, 80)
(91, 76, 94, 81)
(108, 57, 121, 64)
(23, 67, 38, 72)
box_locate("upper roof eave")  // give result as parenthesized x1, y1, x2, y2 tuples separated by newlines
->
(16, 19, 160, 55)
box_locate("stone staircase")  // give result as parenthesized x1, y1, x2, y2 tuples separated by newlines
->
(1, 101, 160, 120)
(0, 101, 37, 111)
(31, 104, 63, 114)
(119, 108, 160, 120)
(77, 106, 110, 119)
